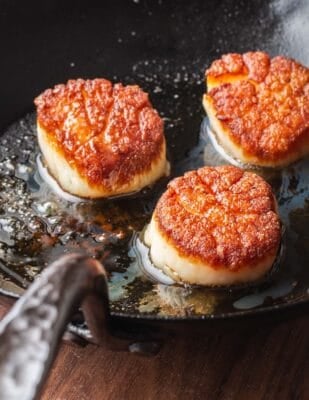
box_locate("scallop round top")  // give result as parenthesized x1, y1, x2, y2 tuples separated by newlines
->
(34, 78, 165, 188)
(153, 165, 281, 271)
(205, 52, 309, 164)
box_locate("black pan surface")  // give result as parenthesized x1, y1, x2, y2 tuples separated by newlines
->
(0, 0, 308, 325)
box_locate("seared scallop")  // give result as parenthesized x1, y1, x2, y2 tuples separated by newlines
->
(144, 165, 281, 286)
(34, 79, 169, 198)
(203, 52, 309, 167)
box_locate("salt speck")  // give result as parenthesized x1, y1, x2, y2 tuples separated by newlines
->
(47, 216, 61, 225)
(173, 73, 181, 83)
(36, 201, 57, 216)
(16, 164, 32, 180)
(4, 160, 15, 171)
(95, 233, 108, 243)
(153, 86, 162, 93)
(28, 218, 42, 232)
(70, 62, 75, 67)
(131, 31, 136, 36)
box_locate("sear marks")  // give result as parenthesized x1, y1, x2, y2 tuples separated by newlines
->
(154, 165, 281, 270)
(35, 79, 164, 187)
(205, 52, 309, 164)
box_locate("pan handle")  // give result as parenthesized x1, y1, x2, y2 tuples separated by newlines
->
(0, 253, 110, 400)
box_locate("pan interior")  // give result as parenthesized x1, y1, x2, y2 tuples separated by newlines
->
(0, 107, 308, 320)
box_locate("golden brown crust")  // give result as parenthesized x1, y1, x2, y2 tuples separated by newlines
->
(205, 52, 309, 164)
(154, 165, 281, 271)
(34, 79, 164, 189)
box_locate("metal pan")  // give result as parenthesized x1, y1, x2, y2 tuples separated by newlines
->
(0, 1, 308, 399)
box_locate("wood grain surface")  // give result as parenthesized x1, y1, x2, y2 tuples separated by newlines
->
(0, 295, 308, 400)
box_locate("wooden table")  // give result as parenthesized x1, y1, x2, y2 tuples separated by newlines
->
(0, 295, 308, 400)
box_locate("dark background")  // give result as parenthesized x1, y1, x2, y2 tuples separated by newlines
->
(1, 0, 308, 138)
